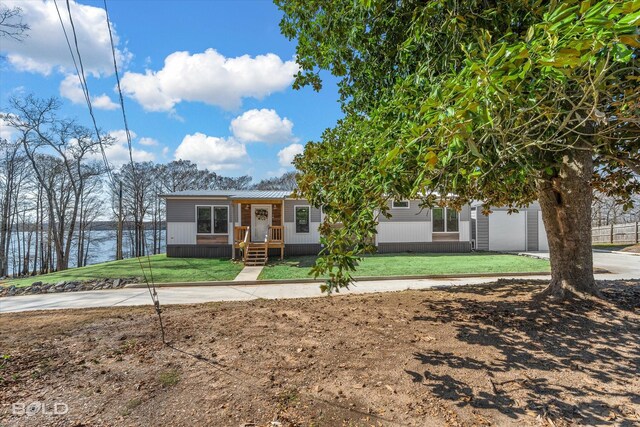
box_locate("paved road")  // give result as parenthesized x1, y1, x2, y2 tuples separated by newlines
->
(1, 251, 638, 314)
(520, 250, 640, 276)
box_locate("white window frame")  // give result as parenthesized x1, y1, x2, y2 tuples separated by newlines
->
(195, 205, 229, 235)
(392, 199, 410, 209)
(294, 205, 311, 234)
(432, 207, 460, 233)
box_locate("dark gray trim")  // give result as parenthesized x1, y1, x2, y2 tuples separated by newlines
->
(377, 242, 472, 253)
(167, 244, 232, 258)
(526, 210, 539, 251)
(284, 244, 323, 256)
(475, 211, 489, 251)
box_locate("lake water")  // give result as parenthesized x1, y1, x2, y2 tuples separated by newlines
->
(5, 229, 166, 277)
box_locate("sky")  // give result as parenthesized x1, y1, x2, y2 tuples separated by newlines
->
(0, 0, 343, 181)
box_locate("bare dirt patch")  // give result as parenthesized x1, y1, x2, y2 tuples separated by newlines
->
(1, 280, 639, 426)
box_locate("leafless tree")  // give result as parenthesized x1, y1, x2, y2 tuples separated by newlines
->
(252, 171, 298, 191)
(0, 5, 29, 41)
(4, 96, 107, 271)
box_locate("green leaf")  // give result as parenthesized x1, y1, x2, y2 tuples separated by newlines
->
(617, 9, 640, 25)
(487, 43, 506, 66)
(467, 139, 482, 157)
(525, 26, 535, 42)
(580, 0, 591, 14)
(612, 43, 634, 62)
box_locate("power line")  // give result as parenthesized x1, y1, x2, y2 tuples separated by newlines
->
(52, 0, 115, 187)
(102, 0, 135, 167)
(102, 0, 164, 343)
(53, 0, 164, 342)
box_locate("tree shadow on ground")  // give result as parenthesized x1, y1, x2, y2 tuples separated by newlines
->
(407, 279, 640, 425)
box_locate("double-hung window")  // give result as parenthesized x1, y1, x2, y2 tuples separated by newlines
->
(295, 206, 310, 233)
(213, 206, 228, 234)
(196, 206, 229, 234)
(432, 207, 459, 232)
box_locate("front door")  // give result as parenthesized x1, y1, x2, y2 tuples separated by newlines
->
(251, 205, 271, 242)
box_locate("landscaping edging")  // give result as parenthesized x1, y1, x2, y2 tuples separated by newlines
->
(123, 271, 554, 288)
(0, 278, 137, 298)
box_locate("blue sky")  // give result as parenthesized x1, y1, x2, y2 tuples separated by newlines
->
(0, 0, 343, 180)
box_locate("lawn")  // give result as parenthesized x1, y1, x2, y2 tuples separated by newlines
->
(258, 252, 551, 280)
(5, 254, 244, 287)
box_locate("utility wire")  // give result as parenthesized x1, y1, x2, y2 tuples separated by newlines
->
(102, 0, 165, 343)
(52, 0, 115, 187)
(54, 4, 403, 422)
(54, 0, 164, 342)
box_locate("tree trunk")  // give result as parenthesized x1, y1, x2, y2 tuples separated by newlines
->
(537, 148, 598, 299)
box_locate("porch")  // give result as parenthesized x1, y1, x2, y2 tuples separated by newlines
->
(231, 200, 285, 266)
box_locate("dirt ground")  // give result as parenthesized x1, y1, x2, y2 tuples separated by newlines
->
(1, 280, 639, 427)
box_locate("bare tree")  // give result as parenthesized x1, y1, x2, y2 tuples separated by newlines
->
(4, 96, 107, 271)
(252, 171, 298, 191)
(0, 5, 29, 41)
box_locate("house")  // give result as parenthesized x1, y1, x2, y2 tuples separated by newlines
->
(161, 190, 546, 265)
(471, 202, 548, 252)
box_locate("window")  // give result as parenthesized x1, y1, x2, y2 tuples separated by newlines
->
(213, 206, 228, 234)
(433, 207, 458, 232)
(197, 206, 212, 234)
(392, 199, 410, 209)
(446, 208, 459, 232)
(295, 206, 310, 233)
(197, 205, 229, 234)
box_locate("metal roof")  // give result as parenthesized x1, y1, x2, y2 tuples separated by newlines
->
(160, 190, 293, 199)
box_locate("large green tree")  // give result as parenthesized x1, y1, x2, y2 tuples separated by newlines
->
(276, 0, 639, 298)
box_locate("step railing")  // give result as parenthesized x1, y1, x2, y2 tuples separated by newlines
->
(234, 226, 249, 245)
(244, 227, 250, 263)
(268, 226, 284, 243)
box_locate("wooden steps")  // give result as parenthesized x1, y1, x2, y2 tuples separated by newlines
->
(245, 243, 268, 266)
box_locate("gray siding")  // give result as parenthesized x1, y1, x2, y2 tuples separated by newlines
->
(166, 199, 232, 222)
(476, 211, 490, 250)
(379, 200, 431, 222)
(377, 242, 471, 253)
(460, 204, 471, 221)
(526, 209, 539, 251)
(284, 199, 321, 222)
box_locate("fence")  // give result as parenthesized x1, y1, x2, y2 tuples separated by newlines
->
(592, 222, 640, 245)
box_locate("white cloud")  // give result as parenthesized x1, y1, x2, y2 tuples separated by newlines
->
(139, 137, 159, 147)
(174, 132, 248, 171)
(0, 0, 130, 76)
(59, 75, 118, 110)
(109, 129, 137, 144)
(120, 49, 298, 112)
(0, 114, 18, 141)
(277, 143, 304, 168)
(230, 109, 295, 143)
(86, 129, 154, 166)
(91, 94, 119, 110)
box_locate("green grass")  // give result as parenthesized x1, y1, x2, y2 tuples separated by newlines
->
(258, 253, 550, 280)
(158, 369, 180, 387)
(5, 254, 244, 287)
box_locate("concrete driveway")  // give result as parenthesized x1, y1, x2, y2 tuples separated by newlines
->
(520, 250, 640, 277)
(1, 251, 638, 314)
